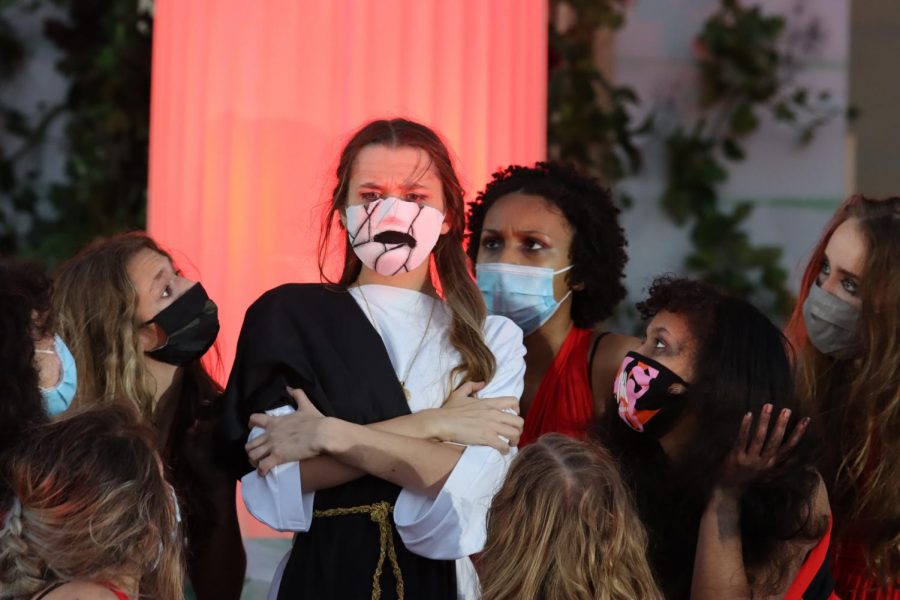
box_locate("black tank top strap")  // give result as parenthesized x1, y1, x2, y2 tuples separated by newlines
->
(587, 331, 611, 388)
(33, 583, 64, 599)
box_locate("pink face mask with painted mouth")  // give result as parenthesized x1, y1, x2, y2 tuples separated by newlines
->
(345, 197, 444, 276)
(614, 351, 687, 435)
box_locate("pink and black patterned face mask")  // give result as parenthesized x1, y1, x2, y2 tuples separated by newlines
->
(345, 197, 444, 276)
(613, 351, 688, 437)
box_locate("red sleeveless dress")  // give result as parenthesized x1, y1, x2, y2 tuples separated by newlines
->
(785, 514, 841, 600)
(519, 327, 594, 447)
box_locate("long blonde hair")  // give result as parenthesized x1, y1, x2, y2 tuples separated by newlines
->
(0, 405, 183, 599)
(318, 118, 496, 385)
(479, 434, 662, 600)
(786, 195, 900, 583)
(53, 233, 174, 418)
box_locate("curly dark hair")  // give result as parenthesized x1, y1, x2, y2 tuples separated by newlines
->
(592, 276, 826, 599)
(467, 161, 628, 328)
(0, 260, 51, 456)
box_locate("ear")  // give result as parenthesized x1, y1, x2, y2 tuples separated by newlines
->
(440, 216, 451, 236)
(138, 323, 164, 352)
(572, 281, 586, 292)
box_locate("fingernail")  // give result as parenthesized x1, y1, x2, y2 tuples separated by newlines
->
(802, 417, 811, 425)
(764, 404, 773, 414)
(782, 408, 791, 417)
(745, 412, 753, 418)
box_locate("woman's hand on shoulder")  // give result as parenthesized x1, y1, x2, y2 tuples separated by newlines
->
(717, 404, 811, 497)
(245, 387, 332, 476)
(423, 381, 523, 453)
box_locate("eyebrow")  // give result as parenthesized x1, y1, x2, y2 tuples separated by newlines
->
(150, 268, 168, 294)
(646, 325, 670, 338)
(823, 251, 861, 280)
(837, 266, 861, 280)
(358, 181, 433, 190)
(483, 228, 551, 236)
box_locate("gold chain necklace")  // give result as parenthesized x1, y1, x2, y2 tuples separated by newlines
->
(356, 283, 437, 402)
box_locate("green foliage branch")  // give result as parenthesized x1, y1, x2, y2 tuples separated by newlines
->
(659, 0, 847, 317)
(0, 0, 152, 263)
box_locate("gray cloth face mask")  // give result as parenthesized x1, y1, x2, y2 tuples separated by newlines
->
(802, 283, 862, 359)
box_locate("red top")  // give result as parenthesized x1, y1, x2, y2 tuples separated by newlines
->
(519, 327, 594, 447)
(785, 513, 841, 600)
(832, 537, 899, 600)
(104, 584, 130, 600)
(34, 582, 130, 600)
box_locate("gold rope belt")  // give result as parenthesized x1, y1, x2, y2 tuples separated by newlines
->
(313, 500, 405, 600)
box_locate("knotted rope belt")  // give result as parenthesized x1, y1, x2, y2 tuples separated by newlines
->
(313, 500, 405, 600)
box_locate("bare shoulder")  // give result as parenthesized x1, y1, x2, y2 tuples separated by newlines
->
(589, 331, 641, 416)
(39, 582, 121, 600)
(809, 471, 831, 529)
(747, 474, 831, 598)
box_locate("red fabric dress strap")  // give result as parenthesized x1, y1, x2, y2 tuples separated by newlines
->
(519, 327, 594, 447)
(102, 583, 130, 600)
(785, 512, 840, 600)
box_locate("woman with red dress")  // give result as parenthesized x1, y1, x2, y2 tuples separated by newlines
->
(468, 162, 633, 446)
(786, 195, 900, 599)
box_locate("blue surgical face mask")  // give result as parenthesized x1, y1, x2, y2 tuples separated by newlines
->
(476, 263, 573, 336)
(37, 334, 77, 416)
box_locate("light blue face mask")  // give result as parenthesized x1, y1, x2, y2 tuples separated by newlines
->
(37, 334, 77, 416)
(476, 263, 573, 336)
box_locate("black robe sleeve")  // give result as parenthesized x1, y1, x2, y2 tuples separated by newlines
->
(219, 283, 411, 476)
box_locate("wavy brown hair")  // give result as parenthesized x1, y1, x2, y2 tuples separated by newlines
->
(52, 233, 166, 417)
(479, 434, 662, 600)
(318, 118, 495, 384)
(785, 195, 900, 584)
(0, 405, 183, 599)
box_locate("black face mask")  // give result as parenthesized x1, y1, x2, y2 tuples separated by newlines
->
(145, 283, 220, 366)
(614, 351, 689, 438)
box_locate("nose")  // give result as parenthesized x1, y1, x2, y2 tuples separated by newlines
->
(496, 245, 523, 265)
(175, 276, 199, 300)
(819, 273, 840, 296)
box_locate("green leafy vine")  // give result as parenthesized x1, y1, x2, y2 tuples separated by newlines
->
(660, 0, 845, 317)
(547, 0, 650, 205)
(0, 0, 152, 263)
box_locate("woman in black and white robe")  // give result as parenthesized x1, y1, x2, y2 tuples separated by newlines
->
(221, 119, 526, 600)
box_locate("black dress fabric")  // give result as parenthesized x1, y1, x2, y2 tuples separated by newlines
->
(221, 284, 456, 599)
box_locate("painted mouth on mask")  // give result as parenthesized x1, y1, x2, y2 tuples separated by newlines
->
(373, 231, 417, 247)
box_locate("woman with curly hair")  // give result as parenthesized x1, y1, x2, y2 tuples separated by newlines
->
(467, 162, 631, 445)
(478, 433, 662, 600)
(0, 405, 183, 600)
(785, 195, 899, 598)
(592, 276, 834, 600)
